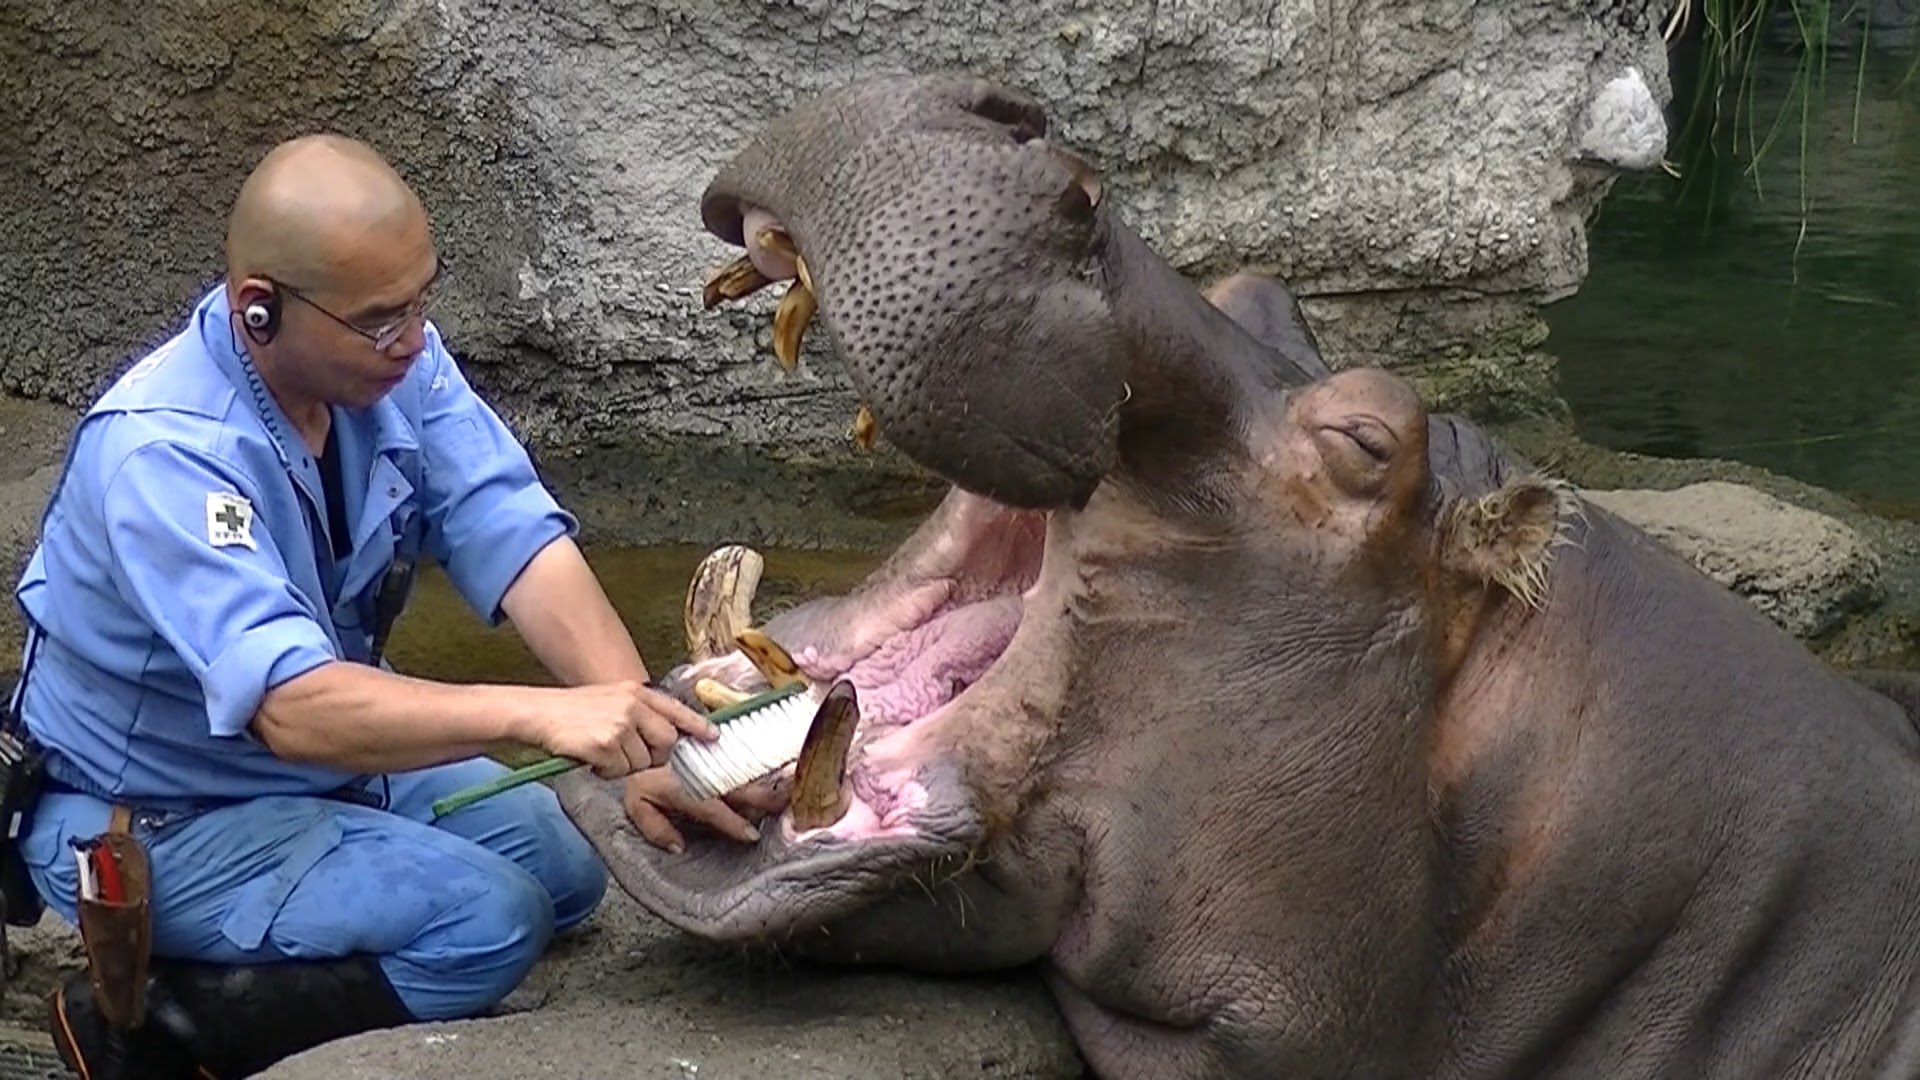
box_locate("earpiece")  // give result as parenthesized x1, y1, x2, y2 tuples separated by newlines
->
(238, 287, 280, 345)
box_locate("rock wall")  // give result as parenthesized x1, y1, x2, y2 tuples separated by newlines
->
(2, 0, 1672, 463)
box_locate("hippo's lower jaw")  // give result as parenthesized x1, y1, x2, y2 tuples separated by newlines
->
(555, 490, 1060, 945)
(554, 757, 984, 945)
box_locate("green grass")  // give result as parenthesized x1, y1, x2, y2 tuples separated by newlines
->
(1661, 1, 1917, 260)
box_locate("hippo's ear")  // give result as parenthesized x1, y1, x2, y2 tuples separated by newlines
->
(1201, 272, 1330, 383)
(1434, 476, 1582, 610)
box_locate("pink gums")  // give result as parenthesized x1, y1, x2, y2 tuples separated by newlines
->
(786, 770, 931, 844)
(783, 595, 1021, 844)
(840, 595, 1023, 728)
(743, 497, 1048, 845)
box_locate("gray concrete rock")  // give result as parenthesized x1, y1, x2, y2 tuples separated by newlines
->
(0, 393, 80, 669)
(266, 883, 1084, 1080)
(2, 1, 1672, 462)
(1575, 66, 1667, 171)
(1589, 481, 1886, 640)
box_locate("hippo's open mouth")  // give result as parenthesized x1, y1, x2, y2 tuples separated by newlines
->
(552, 107, 1102, 928)
(684, 488, 1049, 827)
(555, 487, 1057, 942)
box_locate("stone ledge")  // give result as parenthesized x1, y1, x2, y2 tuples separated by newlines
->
(265, 885, 1084, 1080)
(1587, 481, 1885, 641)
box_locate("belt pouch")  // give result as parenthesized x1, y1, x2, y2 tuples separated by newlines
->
(75, 805, 151, 1030)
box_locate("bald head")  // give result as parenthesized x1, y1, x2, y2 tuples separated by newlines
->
(225, 134, 428, 288)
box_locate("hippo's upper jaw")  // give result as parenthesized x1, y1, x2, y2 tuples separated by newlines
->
(697, 74, 1123, 510)
(693, 73, 1321, 514)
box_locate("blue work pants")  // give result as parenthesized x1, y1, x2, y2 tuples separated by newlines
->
(19, 757, 607, 1020)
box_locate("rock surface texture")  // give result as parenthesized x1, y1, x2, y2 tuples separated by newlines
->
(1589, 481, 1886, 640)
(2, 0, 1671, 461)
(272, 883, 1085, 1080)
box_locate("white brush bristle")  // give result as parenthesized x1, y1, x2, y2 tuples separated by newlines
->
(668, 694, 819, 802)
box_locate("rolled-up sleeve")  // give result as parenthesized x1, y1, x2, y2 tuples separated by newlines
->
(417, 341, 578, 624)
(100, 442, 339, 738)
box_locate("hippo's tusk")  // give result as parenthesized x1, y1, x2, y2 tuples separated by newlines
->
(848, 401, 878, 452)
(734, 627, 807, 690)
(693, 677, 752, 711)
(702, 253, 773, 310)
(772, 279, 817, 373)
(789, 679, 859, 832)
(683, 544, 764, 662)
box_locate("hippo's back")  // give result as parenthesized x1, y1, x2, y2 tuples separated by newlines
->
(1445, 505, 1920, 1079)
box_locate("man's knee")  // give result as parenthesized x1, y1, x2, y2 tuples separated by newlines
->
(419, 767, 607, 931)
(384, 860, 557, 1021)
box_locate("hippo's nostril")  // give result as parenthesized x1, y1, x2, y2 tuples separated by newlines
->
(962, 81, 1048, 145)
(1030, 140, 1103, 222)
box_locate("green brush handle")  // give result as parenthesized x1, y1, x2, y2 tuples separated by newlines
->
(428, 682, 808, 820)
(431, 755, 581, 820)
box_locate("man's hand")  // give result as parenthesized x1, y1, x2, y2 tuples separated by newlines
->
(534, 681, 718, 779)
(623, 767, 790, 854)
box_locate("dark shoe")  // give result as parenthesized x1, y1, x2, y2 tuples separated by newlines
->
(51, 955, 415, 1079)
(48, 968, 203, 1079)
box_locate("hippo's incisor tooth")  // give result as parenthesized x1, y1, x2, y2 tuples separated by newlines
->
(755, 225, 798, 264)
(790, 679, 858, 832)
(848, 402, 877, 452)
(702, 253, 771, 310)
(683, 544, 764, 662)
(693, 677, 752, 711)
(756, 227, 812, 291)
(734, 627, 807, 690)
(771, 280, 816, 373)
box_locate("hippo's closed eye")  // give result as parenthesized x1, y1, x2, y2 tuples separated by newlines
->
(1340, 418, 1398, 461)
(1317, 418, 1398, 494)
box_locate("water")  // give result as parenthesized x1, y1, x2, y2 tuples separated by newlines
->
(1545, 33, 1920, 510)
(381, 545, 885, 688)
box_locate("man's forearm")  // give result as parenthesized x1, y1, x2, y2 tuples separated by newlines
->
(251, 660, 554, 773)
(499, 536, 652, 686)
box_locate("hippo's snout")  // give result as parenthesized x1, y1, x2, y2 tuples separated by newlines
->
(696, 74, 1129, 510)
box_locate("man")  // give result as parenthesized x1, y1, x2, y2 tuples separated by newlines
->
(9, 134, 777, 1077)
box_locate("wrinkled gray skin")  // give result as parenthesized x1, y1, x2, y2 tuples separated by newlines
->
(557, 75, 1920, 1079)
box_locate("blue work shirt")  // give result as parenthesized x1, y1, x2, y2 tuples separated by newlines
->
(14, 284, 577, 808)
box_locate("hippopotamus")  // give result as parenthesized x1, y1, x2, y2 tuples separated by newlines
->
(555, 74, 1920, 1078)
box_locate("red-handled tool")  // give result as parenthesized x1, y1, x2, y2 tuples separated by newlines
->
(90, 845, 123, 904)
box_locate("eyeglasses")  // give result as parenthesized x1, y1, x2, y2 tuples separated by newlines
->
(273, 269, 441, 351)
